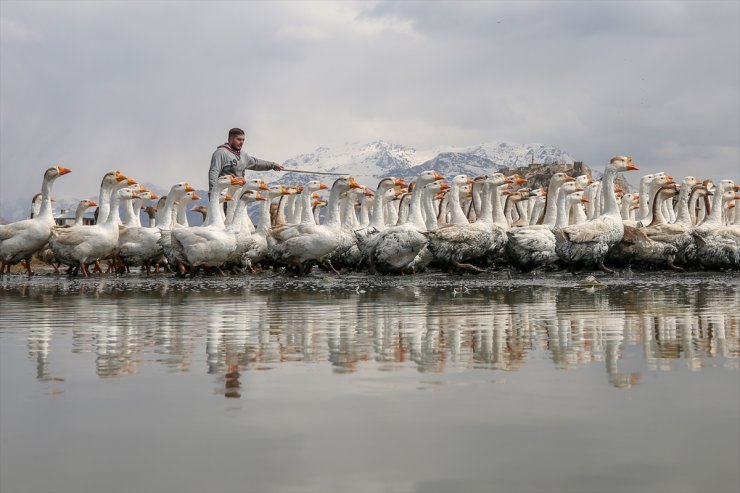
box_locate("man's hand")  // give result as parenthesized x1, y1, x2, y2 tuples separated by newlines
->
(273, 163, 285, 171)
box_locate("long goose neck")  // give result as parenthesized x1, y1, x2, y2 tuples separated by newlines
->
(422, 190, 438, 231)
(324, 185, 345, 228)
(121, 198, 136, 227)
(407, 183, 426, 229)
(229, 200, 250, 233)
(475, 185, 493, 225)
(492, 185, 508, 228)
(300, 191, 314, 224)
(503, 197, 515, 227)
(542, 177, 562, 225)
(257, 198, 272, 234)
(703, 190, 724, 226)
(96, 182, 113, 224)
(600, 167, 620, 217)
(555, 190, 570, 228)
(515, 200, 528, 224)
(649, 191, 668, 226)
(571, 201, 588, 224)
(284, 196, 297, 224)
(205, 186, 226, 228)
(674, 186, 692, 226)
(37, 175, 55, 221)
(369, 186, 389, 229)
(448, 183, 468, 225)
(340, 195, 356, 229)
(74, 203, 87, 226)
(105, 192, 123, 228)
(638, 180, 651, 218)
(158, 193, 181, 230)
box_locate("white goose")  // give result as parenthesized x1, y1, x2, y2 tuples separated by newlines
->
(50, 188, 138, 277)
(554, 156, 639, 273)
(237, 185, 290, 272)
(0, 166, 72, 275)
(156, 182, 197, 271)
(269, 176, 362, 274)
(35, 199, 97, 272)
(366, 171, 444, 274)
(425, 174, 508, 273)
(505, 172, 574, 271)
(326, 185, 375, 270)
(692, 180, 740, 270)
(170, 175, 245, 274)
(118, 191, 182, 273)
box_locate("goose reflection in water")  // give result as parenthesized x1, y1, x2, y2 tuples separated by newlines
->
(5, 277, 739, 390)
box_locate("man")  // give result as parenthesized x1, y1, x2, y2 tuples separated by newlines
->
(208, 128, 284, 197)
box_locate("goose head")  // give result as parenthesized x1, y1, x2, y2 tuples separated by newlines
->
(487, 173, 509, 188)
(305, 179, 329, 192)
(44, 165, 72, 181)
(331, 176, 362, 192)
(608, 156, 639, 172)
(574, 175, 591, 189)
(569, 191, 588, 206)
(718, 179, 736, 193)
(416, 170, 444, 187)
(550, 172, 575, 188)
(681, 176, 698, 189)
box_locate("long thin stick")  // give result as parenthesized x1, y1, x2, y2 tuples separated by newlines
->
(281, 168, 348, 176)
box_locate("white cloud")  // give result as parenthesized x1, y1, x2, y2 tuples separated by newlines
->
(0, 0, 738, 216)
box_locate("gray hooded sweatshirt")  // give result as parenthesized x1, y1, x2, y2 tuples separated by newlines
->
(208, 144, 280, 195)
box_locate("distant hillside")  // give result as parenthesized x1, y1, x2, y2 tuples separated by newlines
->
(257, 140, 575, 187)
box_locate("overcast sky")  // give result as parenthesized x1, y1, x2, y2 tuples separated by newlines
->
(1, 0, 738, 209)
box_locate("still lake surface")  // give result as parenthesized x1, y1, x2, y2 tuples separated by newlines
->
(1, 271, 738, 493)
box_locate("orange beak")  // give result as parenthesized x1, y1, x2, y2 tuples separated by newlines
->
(127, 178, 138, 185)
(311, 192, 320, 198)
(575, 185, 585, 192)
(184, 184, 195, 192)
(626, 163, 639, 171)
(115, 171, 127, 182)
(131, 193, 141, 200)
(516, 175, 527, 185)
(504, 178, 514, 185)
(565, 176, 575, 182)
(319, 182, 329, 190)
(439, 182, 450, 191)
(349, 177, 362, 189)
(466, 177, 474, 184)
(364, 189, 374, 197)
(259, 181, 270, 191)
(394, 178, 407, 187)
(434, 172, 445, 181)
(224, 194, 234, 202)
(192, 194, 201, 201)
(57, 165, 72, 175)
(230, 176, 246, 186)
(255, 193, 266, 202)
(88, 200, 98, 207)
(581, 197, 590, 204)
(729, 203, 736, 209)
(149, 193, 159, 200)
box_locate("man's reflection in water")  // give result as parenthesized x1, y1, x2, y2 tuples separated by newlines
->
(224, 363, 241, 399)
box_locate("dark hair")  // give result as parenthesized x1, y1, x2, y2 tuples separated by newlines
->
(228, 128, 245, 138)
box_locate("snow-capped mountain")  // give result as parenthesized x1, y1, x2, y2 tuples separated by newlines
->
(259, 140, 574, 187)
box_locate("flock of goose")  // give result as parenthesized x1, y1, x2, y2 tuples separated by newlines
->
(1, 156, 739, 277)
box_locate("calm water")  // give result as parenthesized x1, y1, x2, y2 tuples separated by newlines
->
(1, 272, 738, 493)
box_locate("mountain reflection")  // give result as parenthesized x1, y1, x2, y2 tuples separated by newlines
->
(3, 277, 738, 391)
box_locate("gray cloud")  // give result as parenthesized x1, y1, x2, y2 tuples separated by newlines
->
(1, 0, 738, 214)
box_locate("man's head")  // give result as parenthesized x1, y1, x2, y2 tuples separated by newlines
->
(228, 128, 245, 151)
